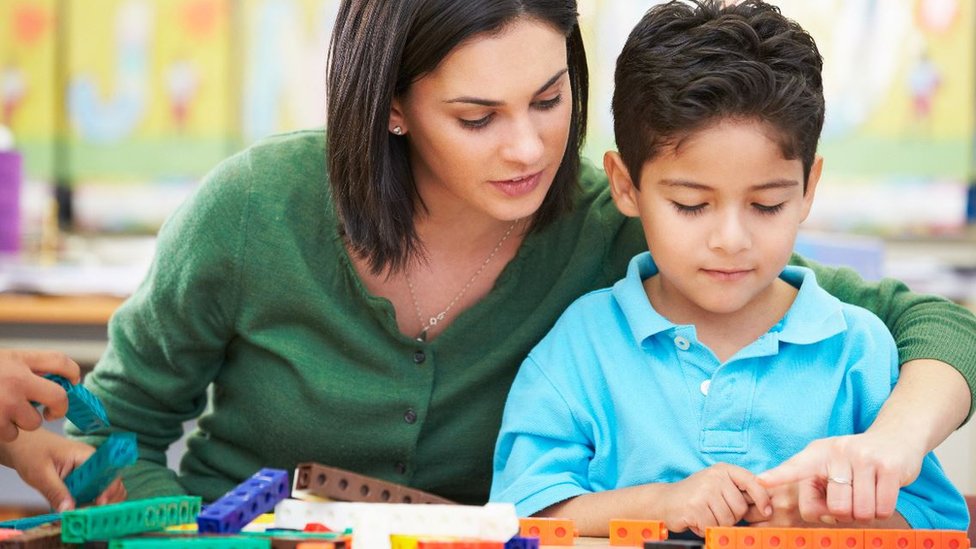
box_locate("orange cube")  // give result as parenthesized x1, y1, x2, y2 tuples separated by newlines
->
(736, 528, 761, 549)
(915, 531, 940, 549)
(706, 527, 739, 549)
(786, 528, 815, 549)
(837, 529, 863, 549)
(609, 519, 667, 546)
(813, 530, 838, 549)
(518, 518, 577, 546)
(940, 531, 970, 549)
(864, 529, 901, 549)
(761, 528, 790, 549)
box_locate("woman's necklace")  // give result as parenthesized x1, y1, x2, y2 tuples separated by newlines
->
(405, 220, 519, 342)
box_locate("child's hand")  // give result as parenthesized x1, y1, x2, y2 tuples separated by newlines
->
(659, 463, 771, 536)
(743, 483, 816, 527)
(1, 428, 126, 510)
(0, 349, 82, 441)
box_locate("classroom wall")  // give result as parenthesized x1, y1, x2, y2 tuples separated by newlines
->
(1, 0, 972, 234)
(1, 0, 974, 504)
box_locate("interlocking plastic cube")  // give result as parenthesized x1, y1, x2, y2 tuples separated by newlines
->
(504, 536, 540, 549)
(0, 511, 61, 531)
(197, 468, 291, 534)
(61, 495, 202, 543)
(517, 518, 577, 546)
(108, 535, 271, 548)
(609, 520, 667, 546)
(43, 373, 110, 433)
(64, 431, 138, 505)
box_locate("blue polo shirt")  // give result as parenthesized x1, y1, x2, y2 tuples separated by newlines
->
(490, 252, 967, 529)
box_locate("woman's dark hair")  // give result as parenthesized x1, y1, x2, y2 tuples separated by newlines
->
(328, 0, 587, 275)
(612, 0, 824, 189)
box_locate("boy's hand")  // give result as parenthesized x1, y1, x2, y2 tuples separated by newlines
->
(744, 483, 818, 527)
(659, 463, 771, 536)
(757, 432, 917, 523)
(1, 428, 126, 510)
(0, 349, 82, 442)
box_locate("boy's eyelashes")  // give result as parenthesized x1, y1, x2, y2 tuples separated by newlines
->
(668, 201, 787, 216)
(458, 94, 564, 130)
(753, 202, 786, 215)
(670, 201, 707, 216)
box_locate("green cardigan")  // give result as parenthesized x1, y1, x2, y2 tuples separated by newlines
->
(71, 130, 976, 504)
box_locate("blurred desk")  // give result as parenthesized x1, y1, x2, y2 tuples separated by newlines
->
(0, 294, 124, 367)
(0, 235, 152, 366)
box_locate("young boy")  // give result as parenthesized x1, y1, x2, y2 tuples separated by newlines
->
(489, 0, 967, 537)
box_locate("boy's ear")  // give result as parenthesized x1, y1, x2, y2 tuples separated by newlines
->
(389, 97, 407, 134)
(800, 155, 823, 222)
(604, 151, 641, 218)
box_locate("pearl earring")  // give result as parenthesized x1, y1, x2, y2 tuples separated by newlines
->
(392, 126, 403, 135)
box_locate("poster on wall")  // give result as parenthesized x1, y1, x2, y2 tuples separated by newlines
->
(66, 0, 235, 180)
(0, 0, 58, 179)
(240, 0, 338, 144)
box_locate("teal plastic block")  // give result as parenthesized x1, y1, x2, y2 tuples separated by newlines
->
(64, 431, 138, 505)
(196, 469, 290, 534)
(42, 373, 110, 433)
(42, 373, 73, 391)
(108, 535, 271, 548)
(61, 495, 201, 543)
(0, 512, 61, 530)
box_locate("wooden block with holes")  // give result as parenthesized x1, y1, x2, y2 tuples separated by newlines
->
(517, 518, 576, 546)
(609, 519, 667, 546)
(293, 462, 454, 504)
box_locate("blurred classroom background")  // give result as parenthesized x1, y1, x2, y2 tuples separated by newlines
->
(0, 0, 974, 508)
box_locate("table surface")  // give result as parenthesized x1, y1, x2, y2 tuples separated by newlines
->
(0, 294, 123, 325)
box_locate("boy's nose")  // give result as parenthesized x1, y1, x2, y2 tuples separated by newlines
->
(708, 210, 752, 254)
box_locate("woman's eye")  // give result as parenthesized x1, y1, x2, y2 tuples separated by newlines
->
(459, 113, 494, 130)
(671, 201, 707, 216)
(534, 95, 563, 110)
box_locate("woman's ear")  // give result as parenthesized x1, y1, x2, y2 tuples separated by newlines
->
(604, 151, 641, 217)
(390, 97, 407, 135)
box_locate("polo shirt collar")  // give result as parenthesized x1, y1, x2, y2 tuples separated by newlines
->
(775, 265, 848, 344)
(611, 252, 674, 344)
(611, 253, 848, 347)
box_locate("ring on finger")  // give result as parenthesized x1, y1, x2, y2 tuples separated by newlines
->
(827, 475, 853, 485)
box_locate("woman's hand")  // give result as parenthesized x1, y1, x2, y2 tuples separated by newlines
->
(757, 432, 919, 523)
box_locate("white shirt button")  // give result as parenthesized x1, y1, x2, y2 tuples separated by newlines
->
(673, 336, 690, 350)
(700, 379, 711, 396)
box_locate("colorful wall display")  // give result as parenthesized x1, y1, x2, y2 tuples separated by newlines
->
(0, 0, 58, 178)
(65, 0, 235, 179)
(0, 0, 972, 233)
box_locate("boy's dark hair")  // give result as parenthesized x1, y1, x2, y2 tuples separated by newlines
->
(612, 0, 824, 188)
(328, 0, 588, 275)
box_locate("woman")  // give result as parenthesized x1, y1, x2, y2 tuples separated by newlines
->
(12, 0, 974, 523)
